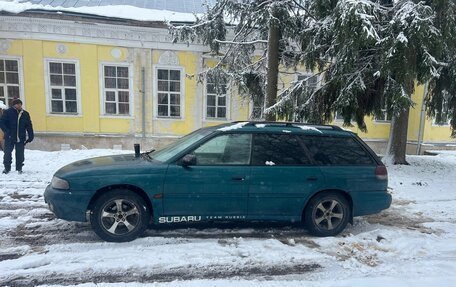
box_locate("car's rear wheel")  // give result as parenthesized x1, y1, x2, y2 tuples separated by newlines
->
(304, 192, 350, 237)
(90, 190, 150, 242)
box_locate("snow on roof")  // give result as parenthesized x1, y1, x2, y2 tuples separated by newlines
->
(0, 0, 216, 22)
(297, 125, 323, 133)
(22, 0, 213, 13)
(217, 122, 249, 132)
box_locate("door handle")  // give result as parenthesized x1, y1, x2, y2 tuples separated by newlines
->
(231, 176, 245, 181)
(306, 176, 318, 181)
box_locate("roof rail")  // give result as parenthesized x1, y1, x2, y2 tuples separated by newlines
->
(234, 121, 344, 131)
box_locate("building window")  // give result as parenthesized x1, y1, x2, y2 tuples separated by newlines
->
(156, 68, 182, 117)
(103, 65, 130, 115)
(0, 58, 20, 107)
(47, 61, 78, 114)
(206, 73, 228, 119)
(296, 74, 318, 102)
(295, 74, 318, 121)
(335, 111, 358, 123)
(375, 96, 392, 122)
(434, 93, 450, 126)
(334, 112, 344, 121)
(251, 101, 264, 120)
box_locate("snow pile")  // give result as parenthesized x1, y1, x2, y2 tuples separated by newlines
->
(0, 149, 456, 286)
(0, 0, 199, 22)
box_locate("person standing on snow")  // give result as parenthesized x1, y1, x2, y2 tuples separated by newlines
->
(0, 98, 34, 174)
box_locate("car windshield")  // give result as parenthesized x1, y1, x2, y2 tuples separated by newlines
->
(149, 127, 215, 162)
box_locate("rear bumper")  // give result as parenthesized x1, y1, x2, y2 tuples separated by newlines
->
(44, 184, 90, 222)
(351, 191, 392, 217)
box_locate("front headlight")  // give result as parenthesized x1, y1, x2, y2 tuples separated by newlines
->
(51, 176, 70, 190)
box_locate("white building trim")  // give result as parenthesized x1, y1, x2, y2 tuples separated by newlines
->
(152, 64, 186, 121)
(203, 73, 231, 122)
(0, 15, 210, 52)
(43, 58, 82, 116)
(0, 54, 25, 108)
(98, 61, 135, 118)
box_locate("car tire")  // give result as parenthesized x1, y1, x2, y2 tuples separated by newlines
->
(304, 192, 350, 237)
(90, 189, 150, 242)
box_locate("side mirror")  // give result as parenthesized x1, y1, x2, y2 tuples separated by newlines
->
(181, 154, 197, 167)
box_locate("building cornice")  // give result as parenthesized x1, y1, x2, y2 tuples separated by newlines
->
(0, 15, 209, 52)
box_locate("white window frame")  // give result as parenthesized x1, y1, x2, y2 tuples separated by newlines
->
(249, 98, 265, 120)
(374, 96, 392, 123)
(99, 62, 134, 118)
(153, 65, 185, 120)
(44, 58, 82, 116)
(0, 55, 24, 108)
(295, 73, 319, 121)
(432, 93, 451, 126)
(204, 73, 230, 121)
(334, 112, 344, 122)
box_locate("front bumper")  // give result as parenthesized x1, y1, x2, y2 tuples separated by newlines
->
(44, 184, 91, 222)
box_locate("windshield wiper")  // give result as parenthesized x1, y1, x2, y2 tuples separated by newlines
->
(141, 152, 152, 161)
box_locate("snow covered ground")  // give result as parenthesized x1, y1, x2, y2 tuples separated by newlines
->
(1, 149, 456, 286)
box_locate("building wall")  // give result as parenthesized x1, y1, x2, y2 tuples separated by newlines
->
(1, 36, 251, 150)
(4, 39, 134, 135)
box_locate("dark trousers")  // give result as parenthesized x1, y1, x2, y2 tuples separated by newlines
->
(3, 140, 25, 171)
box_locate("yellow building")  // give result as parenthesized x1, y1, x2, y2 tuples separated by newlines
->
(0, 1, 454, 153)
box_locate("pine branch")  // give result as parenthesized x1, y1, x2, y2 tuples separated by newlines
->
(291, 0, 316, 20)
(214, 39, 268, 45)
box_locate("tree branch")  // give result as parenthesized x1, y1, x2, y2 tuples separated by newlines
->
(214, 39, 268, 45)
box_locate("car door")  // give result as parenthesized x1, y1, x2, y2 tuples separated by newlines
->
(248, 133, 323, 220)
(163, 133, 252, 218)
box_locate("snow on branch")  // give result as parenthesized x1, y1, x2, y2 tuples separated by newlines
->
(336, 0, 386, 42)
(214, 39, 268, 45)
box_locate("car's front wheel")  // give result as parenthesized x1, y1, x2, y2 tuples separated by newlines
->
(90, 190, 150, 242)
(304, 192, 350, 237)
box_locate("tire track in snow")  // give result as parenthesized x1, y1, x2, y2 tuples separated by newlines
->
(1, 263, 321, 286)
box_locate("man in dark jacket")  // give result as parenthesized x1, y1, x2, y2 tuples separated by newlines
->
(0, 98, 34, 174)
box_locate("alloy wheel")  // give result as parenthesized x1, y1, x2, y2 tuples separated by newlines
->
(313, 199, 344, 230)
(100, 199, 140, 235)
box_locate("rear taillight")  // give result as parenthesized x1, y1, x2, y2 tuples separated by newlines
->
(375, 165, 388, 180)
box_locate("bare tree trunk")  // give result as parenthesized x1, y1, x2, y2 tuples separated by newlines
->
(386, 107, 410, 165)
(265, 18, 280, 121)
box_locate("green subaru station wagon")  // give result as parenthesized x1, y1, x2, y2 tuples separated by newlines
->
(45, 121, 391, 242)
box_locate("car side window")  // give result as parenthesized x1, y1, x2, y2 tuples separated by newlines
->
(251, 134, 311, 166)
(300, 136, 375, 165)
(192, 133, 252, 165)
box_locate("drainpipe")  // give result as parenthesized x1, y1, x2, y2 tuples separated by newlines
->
(141, 67, 146, 138)
(416, 82, 429, 155)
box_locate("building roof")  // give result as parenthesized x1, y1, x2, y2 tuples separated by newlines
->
(0, 0, 216, 22)
(17, 0, 213, 14)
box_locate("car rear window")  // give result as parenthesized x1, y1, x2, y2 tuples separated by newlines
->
(251, 134, 311, 166)
(300, 135, 375, 165)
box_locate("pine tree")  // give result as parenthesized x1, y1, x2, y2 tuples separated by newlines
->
(170, 0, 456, 165)
(425, 0, 456, 137)
(170, 0, 313, 120)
